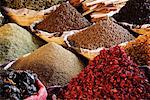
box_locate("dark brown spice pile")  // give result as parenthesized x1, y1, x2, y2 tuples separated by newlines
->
(67, 18, 135, 50)
(58, 46, 150, 99)
(124, 34, 150, 66)
(36, 3, 91, 33)
(113, 0, 150, 25)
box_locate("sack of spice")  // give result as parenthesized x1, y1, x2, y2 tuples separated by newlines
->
(82, 0, 128, 20)
(129, 24, 150, 35)
(132, 27, 150, 35)
(63, 17, 135, 59)
(31, 2, 91, 45)
(113, 0, 150, 35)
(46, 85, 64, 99)
(0, 12, 4, 26)
(57, 46, 150, 99)
(69, 0, 85, 7)
(139, 66, 150, 82)
(25, 79, 47, 100)
(2, 5, 58, 26)
(0, 69, 47, 100)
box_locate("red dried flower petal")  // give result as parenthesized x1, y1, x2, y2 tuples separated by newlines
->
(58, 46, 150, 99)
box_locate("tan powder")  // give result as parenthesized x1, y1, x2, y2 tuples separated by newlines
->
(12, 42, 84, 87)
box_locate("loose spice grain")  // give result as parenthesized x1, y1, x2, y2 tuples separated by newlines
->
(113, 0, 150, 25)
(124, 34, 150, 66)
(67, 18, 135, 50)
(36, 3, 91, 33)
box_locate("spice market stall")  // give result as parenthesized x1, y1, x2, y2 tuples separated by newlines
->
(0, 0, 149, 99)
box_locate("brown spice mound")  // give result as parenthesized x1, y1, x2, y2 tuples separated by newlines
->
(67, 18, 135, 50)
(124, 34, 150, 66)
(35, 3, 91, 33)
(12, 42, 84, 87)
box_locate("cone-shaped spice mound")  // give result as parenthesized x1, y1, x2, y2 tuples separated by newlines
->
(35, 3, 91, 33)
(12, 42, 84, 87)
(59, 46, 150, 99)
(0, 23, 38, 64)
(124, 34, 150, 66)
(67, 18, 135, 50)
(113, 0, 150, 25)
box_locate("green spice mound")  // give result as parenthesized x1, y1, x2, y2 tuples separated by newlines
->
(59, 46, 150, 99)
(0, 23, 38, 64)
(1, 0, 65, 10)
(12, 42, 84, 87)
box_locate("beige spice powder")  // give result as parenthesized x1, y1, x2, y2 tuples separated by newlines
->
(12, 42, 84, 87)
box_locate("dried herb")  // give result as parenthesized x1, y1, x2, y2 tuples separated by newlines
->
(124, 34, 150, 66)
(59, 46, 150, 99)
(0, 69, 37, 100)
(113, 0, 150, 25)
